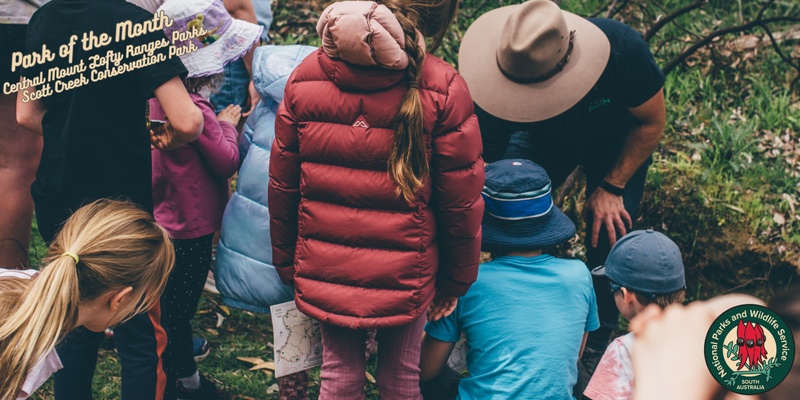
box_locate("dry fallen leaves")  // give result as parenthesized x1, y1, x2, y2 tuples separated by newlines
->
(237, 357, 276, 376)
(250, 361, 276, 372)
(266, 383, 279, 395)
(237, 357, 266, 365)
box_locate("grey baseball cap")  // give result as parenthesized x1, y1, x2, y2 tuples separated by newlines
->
(591, 229, 686, 295)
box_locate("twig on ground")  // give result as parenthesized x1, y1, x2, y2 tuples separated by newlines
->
(662, 16, 800, 75)
(553, 166, 582, 208)
(590, 0, 613, 18)
(756, 0, 777, 22)
(604, 0, 619, 18)
(644, 0, 708, 42)
(725, 277, 769, 293)
(761, 24, 800, 90)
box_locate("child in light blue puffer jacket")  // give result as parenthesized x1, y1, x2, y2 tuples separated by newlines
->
(216, 45, 315, 312)
(215, 44, 317, 398)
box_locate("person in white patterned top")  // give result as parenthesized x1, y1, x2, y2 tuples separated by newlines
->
(584, 230, 686, 400)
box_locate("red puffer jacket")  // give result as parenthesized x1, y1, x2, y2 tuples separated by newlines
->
(269, 7, 483, 329)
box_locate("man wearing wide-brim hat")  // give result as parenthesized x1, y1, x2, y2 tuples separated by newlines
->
(459, 0, 666, 372)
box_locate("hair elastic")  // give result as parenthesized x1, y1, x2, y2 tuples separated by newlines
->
(62, 252, 79, 264)
(408, 81, 420, 89)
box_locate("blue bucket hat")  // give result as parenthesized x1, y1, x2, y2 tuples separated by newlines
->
(481, 159, 576, 252)
(591, 229, 686, 295)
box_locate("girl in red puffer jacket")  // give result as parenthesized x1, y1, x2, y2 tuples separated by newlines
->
(268, 1, 484, 398)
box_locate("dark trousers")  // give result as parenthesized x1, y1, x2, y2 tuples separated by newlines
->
(37, 202, 168, 400)
(162, 235, 214, 380)
(504, 132, 651, 352)
(420, 366, 460, 400)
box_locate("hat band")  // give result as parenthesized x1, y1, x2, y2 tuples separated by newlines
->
(497, 30, 575, 84)
(482, 189, 554, 220)
(482, 181, 551, 200)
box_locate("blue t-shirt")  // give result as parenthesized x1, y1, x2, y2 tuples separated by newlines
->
(425, 255, 600, 400)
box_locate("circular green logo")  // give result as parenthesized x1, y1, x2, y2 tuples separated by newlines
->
(704, 304, 795, 394)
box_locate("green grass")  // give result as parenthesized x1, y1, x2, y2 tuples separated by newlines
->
(27, 224, 381, 399)
(27, 0, 800, 397)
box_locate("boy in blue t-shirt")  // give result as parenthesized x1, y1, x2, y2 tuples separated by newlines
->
(421, 159, 600, 400)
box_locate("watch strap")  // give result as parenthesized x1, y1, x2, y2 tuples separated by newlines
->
(600, 179, 625, 196)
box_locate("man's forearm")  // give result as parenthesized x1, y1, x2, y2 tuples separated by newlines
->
(224, 0, 258, 77)
(604, 121, 663, 188)
(605, 89, 666, 188)
(242, 43, 256, 77)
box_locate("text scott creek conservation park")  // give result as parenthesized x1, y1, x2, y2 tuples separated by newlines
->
(4, 11, 207, 102)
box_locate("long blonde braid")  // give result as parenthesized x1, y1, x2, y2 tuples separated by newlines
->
(380, 0, 460, 202)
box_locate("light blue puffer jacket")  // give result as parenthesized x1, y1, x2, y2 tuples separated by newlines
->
(216, 45, 317, 313)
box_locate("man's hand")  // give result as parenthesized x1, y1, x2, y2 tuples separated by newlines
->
(427, 292, 458, 322)
(242, 80, 260, 118)
(586, 89, 665, 248)
(585, 187, 632, 248)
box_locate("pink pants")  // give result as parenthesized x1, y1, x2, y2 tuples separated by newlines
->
(319, 315, 426, 400)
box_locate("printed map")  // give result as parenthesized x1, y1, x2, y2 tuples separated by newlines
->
(270, 301, 323, 377)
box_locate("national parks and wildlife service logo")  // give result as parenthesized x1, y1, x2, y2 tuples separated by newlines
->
(704, 304, 795, 394)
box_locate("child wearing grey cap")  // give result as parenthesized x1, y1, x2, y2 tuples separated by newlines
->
(583, 229, 687, 400)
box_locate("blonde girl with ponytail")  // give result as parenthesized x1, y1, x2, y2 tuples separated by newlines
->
(268, 0, 484, 398)
(0, 199, 174, 399)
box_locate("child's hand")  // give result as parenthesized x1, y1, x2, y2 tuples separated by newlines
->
(217, 104, 242, 126)
(427, 292, 458, 322)
(150, 122, 190, 151)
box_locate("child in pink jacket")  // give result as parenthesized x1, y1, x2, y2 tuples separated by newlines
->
(150, 0, 261, 396)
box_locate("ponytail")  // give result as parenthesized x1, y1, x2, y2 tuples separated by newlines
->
(382, 0, 429, 203)
(0, 199, 174, 399)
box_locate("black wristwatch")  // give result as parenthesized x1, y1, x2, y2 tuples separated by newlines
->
(599, 179, 625, 196)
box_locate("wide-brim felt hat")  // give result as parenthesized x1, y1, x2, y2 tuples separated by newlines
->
(459, 0, 611, 123)
(159, 0, 263, 78)
(481, 159, 576, 253)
